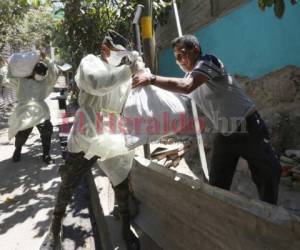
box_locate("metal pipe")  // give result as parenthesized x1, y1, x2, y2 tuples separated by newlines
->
(132, 4, 144, 55)
(172, 0, 209, 181)
(140, 0, 156, 71)
(139, 0, 156, 159)
(172, 0, 182, 36)
(132, 3, 151, 159)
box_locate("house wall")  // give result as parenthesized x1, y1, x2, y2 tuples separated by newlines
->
(156, 0, 247, 50)
(158, 0, 300, 78)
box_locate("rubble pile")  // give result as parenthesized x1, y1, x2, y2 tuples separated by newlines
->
(150, 140, 192, 169)
(280, 149, 300, 184)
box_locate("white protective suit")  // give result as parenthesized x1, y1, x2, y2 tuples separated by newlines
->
(67, 54, 135, 185)
(68, 53, 189, 186)
(5, 59, 59, 139)
(0, 65, 7, 87)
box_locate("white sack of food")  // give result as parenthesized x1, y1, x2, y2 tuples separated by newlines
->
(8, 51, 40, 77)
(123, 85, 190, 150)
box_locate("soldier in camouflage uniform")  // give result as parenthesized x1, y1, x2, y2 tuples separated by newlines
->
(41, 30, 140, 250)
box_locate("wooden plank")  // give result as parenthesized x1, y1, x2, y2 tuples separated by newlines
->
(171, 157, 181, 168)
(164, 159, 173, 168)
(151, 147, 179, 158)
(151, 142, 192, 160)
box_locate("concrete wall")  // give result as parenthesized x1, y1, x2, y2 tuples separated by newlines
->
(131, 157, 300, 250)
(239, 65, 300, 150)
(158, 0, 300, 78)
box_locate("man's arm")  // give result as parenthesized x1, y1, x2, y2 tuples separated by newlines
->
(132, 71, 208, 94)
(75, 55, 133, 96)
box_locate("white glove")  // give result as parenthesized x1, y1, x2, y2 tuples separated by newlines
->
(128, 51, 145, 74)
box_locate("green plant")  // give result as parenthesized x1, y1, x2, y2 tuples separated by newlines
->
(258, 0, 298, 19)
(52, 0, 173, 67)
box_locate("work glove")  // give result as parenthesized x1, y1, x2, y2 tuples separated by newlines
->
(130, 59, 145, 75)
(125, 51, 144, 74)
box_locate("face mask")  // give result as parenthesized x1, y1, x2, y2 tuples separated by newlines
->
(106, 50, 128, 66)
(34, 73, 46, 81)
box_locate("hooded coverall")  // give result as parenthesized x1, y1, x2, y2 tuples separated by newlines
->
(48, 54, 139, 250)
(4, 59, 58, 161)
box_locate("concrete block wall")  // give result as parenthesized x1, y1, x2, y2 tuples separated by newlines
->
(131, 157, 300, 250)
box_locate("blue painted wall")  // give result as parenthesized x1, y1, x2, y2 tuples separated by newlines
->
(159, 0, 300, 79)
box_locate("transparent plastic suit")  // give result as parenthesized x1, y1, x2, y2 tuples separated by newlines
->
(4, 59, 58, 140)
(68, 53, 189, 185)
(67, 54, 134, 186)
(0, 65, 8, 86)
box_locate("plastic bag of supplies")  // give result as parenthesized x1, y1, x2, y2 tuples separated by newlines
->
(8, 51, 40, 77)
(123, 62, 190, 149)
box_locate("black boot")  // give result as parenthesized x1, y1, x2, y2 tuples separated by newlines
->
(40, 231, 61, 250)
(39, 120, 53, 164)
(111, 194, 140, 220)
(125, 229, 140, 250)
(13, 127, 34, 162)
(129, 194, 140, 219)
(121, 214, 140, 250)
(12, 147, 22, 162)
(40, 216, 62, 250)
(114, 179, 141, 250)
(43, 155, 54, 164)
(42, 135, 54, 164)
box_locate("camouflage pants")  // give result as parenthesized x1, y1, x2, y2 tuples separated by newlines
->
(52, 152, 98, 220)
(51, 151, 133, 245)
